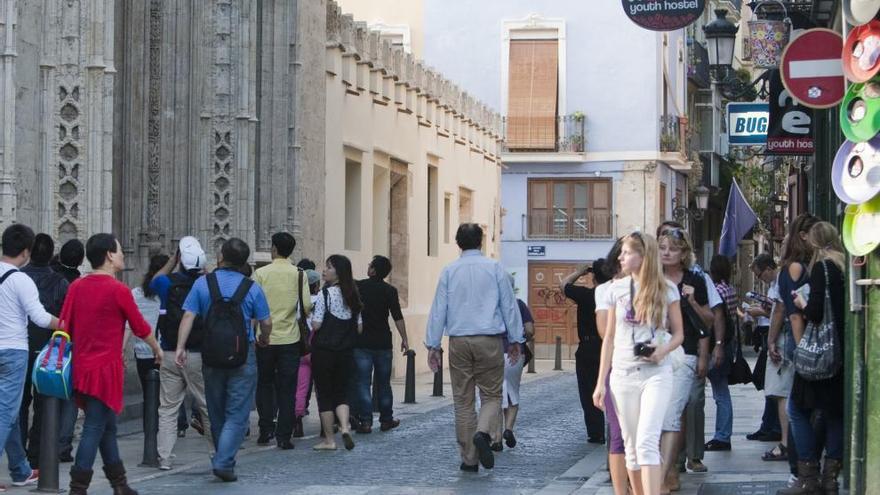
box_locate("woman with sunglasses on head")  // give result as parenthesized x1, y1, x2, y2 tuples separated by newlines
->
(783, 222, 846, 495)
(593, 232, 684, 495)
(657, 229, 712, 493)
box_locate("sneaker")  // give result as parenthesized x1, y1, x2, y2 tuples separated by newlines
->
(257, 431, 275, 446)
(459, 463, 478, 473)
(12, 469, 39, 487)
(472, 432, 495, 469)
(503, 429, 517, 448)
(0, 484, 6, 492)
(159, 458, 172, 471)
(355, 424, 372, 434)
(704, 439, 732, 451)
(686, 459, 708, 473)
(177, 429, 186, 438)
(490, 441, 503, 452)
(213, 469, 237, 482)
(190, 417, 205, 436)
(59, 451, 74, 463)
(293, 417, 304, 438)
(379, 419, 400, 432)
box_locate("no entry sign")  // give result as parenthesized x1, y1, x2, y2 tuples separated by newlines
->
(780, 28, 846, 109)
(622, 0, 706, 31)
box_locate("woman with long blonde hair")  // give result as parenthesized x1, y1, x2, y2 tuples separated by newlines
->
(593, 232, 684, 495)
(785, 221, 846, 494)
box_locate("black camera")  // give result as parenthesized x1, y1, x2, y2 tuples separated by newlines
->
(633, 341, 655, 358)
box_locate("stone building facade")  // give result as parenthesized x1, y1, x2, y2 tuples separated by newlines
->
(2, 0, 501, 377)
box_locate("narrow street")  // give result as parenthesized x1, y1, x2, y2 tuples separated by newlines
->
(127, 372, 593, 494)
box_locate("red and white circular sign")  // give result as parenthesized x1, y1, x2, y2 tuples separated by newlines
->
(780, 28, 845, 109)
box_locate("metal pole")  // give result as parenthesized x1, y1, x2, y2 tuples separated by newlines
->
(554, 336, 563, 371)
(527, 341, 536, 374)
(403, 349, 416, 404)
(432, 349, 443, 397)
(35, 396, 60, 493)
(139, 369, 160, 467)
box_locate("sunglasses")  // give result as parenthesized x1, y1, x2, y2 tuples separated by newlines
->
(661, 228, 686, 240)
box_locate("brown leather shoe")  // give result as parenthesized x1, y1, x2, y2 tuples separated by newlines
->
(355, 424, 372, 434)
(380, 419, 400, 432)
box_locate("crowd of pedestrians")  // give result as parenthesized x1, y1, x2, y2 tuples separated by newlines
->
(570, 213, 846, 495)
(0, 215, 847, 495)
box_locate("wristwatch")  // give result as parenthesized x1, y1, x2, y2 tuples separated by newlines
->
(715, 340, 723, 346)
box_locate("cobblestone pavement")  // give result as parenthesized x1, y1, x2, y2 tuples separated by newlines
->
(127, 372, 594, 495)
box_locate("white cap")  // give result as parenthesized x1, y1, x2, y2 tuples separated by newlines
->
(179, 236, 206, 271)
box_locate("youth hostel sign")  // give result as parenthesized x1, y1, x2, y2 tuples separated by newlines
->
(622, 0, 706, 31)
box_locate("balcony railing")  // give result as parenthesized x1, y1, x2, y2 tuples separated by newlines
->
(502, 114, 585, 153)
(660, 115, 689, 158)
(527, 210, 613, 239)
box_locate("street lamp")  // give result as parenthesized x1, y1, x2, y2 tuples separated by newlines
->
(672, 185, 712, 222)
(703, 8, 770, 100)
(703, 9, 738, 72)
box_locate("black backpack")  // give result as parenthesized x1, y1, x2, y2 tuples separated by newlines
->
(201, 272, 253, 369)
(157, 273, 203, 349)
(26, 269, 68, 353)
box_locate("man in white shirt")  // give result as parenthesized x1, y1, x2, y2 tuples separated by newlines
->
(0, 224, 61, 490)
(425, 224, 524, 473)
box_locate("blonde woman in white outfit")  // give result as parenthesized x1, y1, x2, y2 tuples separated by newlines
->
(593, 232, 684, 495)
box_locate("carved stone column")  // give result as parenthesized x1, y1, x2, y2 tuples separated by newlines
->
(0, 0, 17, 229)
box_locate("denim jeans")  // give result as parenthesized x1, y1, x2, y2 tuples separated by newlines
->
(203, 346, 257, 472)
(73, 395, 122, 471)
(351, 348, 393, 425)
(0, 349, 34, 482)
(707, 342, 734, 443)
(787, 400, 843, 461)
(256, 343, 300, 441)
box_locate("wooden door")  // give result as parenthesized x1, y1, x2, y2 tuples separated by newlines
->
(528, 262, 581, 359)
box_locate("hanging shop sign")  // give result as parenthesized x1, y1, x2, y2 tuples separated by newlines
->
(832, 138, 880, 204)
(780, 28, 846, 109)
(622, 0, 706, 31)
(767, 70, 814, 155)
(727, 102, 769, 146)
(844, 0, 880, 27)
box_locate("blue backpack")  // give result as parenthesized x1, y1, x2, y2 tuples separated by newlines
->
(32, 330, 73, 400)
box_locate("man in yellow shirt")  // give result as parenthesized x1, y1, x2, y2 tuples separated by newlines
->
(252, 233, 312, 449)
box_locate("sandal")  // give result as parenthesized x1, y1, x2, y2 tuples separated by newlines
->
(761, 442, 788, 461)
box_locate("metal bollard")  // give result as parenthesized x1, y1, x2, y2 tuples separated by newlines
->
(139, 368, 160, 467)
(403, 349, 417, 404)
(554, 336, 563, 371)
(432, 349, 444, 397)
(35, 396, 60, 493)
(527, 341, 536, 374)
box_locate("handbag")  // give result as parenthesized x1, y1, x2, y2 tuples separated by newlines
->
(793, 261, 841, 381)
(728, 326, 753, 386)
(296, 269, 311, 356)
(32, 330, 73, 400)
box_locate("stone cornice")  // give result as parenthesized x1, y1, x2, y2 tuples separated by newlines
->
(326, 1, 502, 141)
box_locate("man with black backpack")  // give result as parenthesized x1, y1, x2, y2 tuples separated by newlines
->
(175, 238, 272, 483)
(150, 236, 213, 470)
(20, 234, 68, 470)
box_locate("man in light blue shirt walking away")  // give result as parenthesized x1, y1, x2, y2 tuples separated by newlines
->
(425, 223, 524, 473)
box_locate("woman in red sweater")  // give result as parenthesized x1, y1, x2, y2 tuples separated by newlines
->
(61, 234, 161, 495)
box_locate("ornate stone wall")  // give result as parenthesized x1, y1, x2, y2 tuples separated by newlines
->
(3, 0, 115, 240)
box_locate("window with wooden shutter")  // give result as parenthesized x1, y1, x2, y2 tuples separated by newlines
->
(507, 39, 559, 150)
(527, 179, 612, 238)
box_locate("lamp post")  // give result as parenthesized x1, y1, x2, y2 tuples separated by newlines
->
(703, 9, 771, 101)
(672, 185, 711, 222)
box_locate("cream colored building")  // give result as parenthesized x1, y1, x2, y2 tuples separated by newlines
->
(334, 0, 424, 57)
(324, 4, 503, 376)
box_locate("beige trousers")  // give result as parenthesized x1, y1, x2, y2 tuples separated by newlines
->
(157, 350, 213, 461)
(449, 335, 504, 466)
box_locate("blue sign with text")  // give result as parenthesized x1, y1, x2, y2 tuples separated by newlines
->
(727, 102, 769, 146)
(527, 246, 546, 257)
